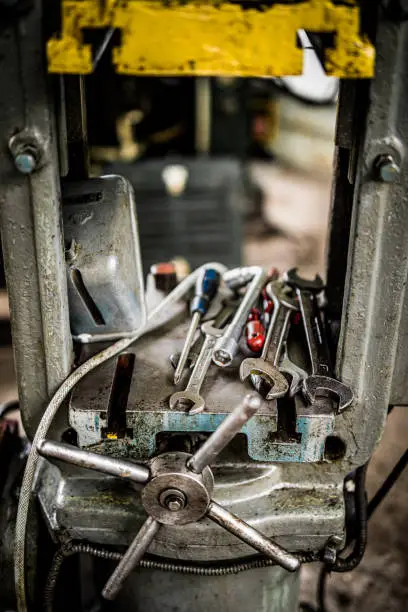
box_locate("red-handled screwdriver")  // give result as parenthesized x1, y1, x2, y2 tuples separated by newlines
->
(174, 268, 221, 384)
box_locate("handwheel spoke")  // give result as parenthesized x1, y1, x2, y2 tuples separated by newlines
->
(102, 517, 161, 600)
(206, 500, 299, 572)
(37, 439, 150, 485)
(188, 393, 261, 474)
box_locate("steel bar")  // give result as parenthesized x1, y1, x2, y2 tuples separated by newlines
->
(37, 440, 150, 484)
(187, 393, 260, 474)
(102, 517, 160, 600)
(206, 501, 299, 572)
(0, 6, 73, 439)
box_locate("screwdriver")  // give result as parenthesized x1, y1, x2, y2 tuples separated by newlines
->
(174, 267, 221, 384)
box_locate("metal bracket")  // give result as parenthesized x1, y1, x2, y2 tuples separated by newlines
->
(47, 0, 375, 78)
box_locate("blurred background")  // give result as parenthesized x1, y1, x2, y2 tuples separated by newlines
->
(1, 38, 407, 611)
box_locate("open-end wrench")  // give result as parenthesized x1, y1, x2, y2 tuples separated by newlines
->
(279, 341, 308, 397)
(169, 320, 225, 415)
(240, 280, 297, 399)
(284, 268, 353, 412)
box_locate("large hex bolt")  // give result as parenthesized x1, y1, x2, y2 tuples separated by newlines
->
(374, 154, 401, 183)
(8, 129, 45, 175)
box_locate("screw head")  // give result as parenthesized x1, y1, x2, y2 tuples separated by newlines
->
(375, 154, 401, 183)
(14, 151, 37, 174)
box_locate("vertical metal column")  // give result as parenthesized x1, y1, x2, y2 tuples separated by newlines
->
(335, 17, 408, 465)
(0, 3, 72, 438)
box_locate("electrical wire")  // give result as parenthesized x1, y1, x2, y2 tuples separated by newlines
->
(43, 541, 320, 612)
(367, 448, 408, 519)
(14, 262, 228, 612)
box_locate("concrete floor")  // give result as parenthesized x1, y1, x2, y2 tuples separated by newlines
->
(1, 160, 407, 611)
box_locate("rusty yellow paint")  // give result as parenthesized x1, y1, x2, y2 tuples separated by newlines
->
(47, 0, 375, 78)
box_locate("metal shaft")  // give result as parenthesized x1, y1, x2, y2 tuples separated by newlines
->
(296, 289, 330, 376)
(102, 516, 161, 600)
(37, 439, 150, 485)
(174, 311, 201, 384)
(213, 267, 266, 367)
(188, 393, 261, 473)
(206, 501, 299, 572)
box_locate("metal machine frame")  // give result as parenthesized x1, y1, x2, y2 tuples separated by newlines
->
(1, 2, 408, 611)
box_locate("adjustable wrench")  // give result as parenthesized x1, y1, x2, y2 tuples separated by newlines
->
(284, 268, 353, 413)
(169, 320, 225, 415)
(240, 281, 297, 400)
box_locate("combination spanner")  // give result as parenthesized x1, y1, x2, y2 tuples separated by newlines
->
(284, 268, 353, 412)
(170, 302, 238, 371)
(279, 341, 308, 397)
(169, 320, 225, 415)
(240, 280, 298, 400)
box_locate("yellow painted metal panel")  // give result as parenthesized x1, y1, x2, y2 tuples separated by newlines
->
(48, 0, 375, 78)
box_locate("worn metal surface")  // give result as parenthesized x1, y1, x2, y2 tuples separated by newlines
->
(0, 2, 72, 439)
(37, 439, 150, 484)
(98, 564, 300, 612)
(142, 452, 214, 525)
(69, 318, 334, 463)
(336, 19, 408, 466)
(47, 0, 375, 78)
(62, 175, 146, 342)
(38, 459, 344, 561)
(206, 500, 299, 572)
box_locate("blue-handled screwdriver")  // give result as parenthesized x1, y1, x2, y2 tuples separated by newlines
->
(174, 268, 221, 384)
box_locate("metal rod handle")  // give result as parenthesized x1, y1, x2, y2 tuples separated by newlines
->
(37, 439, 150, 485)
(188, 393, 261, 474)
(207, 501, 299, 572)
(102, 517, 161, 600)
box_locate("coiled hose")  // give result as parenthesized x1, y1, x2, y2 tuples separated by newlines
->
(15, 262, 229, 612)
(44, 541, 320, 612)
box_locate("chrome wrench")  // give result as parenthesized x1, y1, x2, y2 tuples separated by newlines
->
(169, 301, 238, 370)
(213, 267, 267, 367)
(284, 268, 353, 412)
(279, 341, 308, 397)
(169, 320, 225, 415)
(240, 280, 297, 399)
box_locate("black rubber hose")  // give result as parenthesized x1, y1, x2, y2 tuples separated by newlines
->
(367, 448, 408, 519)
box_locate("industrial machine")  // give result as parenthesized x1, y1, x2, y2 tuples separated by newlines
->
(1, 1, 408, 611)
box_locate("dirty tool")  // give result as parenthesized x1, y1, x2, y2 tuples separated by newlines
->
(174, 267, 221, 384)
(213, 267, 266, 367)
(170, 301, 237, 371)
(284, 268, 353, 412)
(240, 280, 298, 399)
(169, 320, 225, 415)
(279, 341, 308, 397)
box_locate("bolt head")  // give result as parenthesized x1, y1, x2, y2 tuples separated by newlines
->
(345, 479, 356, 493)
(14, 152, 37, 174)
(158, 487, 187, 514)
(166, 496, 184, 512)
(375, 154, 401, 183)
